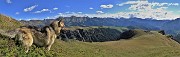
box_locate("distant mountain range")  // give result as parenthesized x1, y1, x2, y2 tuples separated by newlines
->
(20, 16, 180, 35)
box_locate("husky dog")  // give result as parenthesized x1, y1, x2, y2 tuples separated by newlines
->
(17, 19, 64, 53)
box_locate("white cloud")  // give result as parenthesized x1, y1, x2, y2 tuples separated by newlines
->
(46, 17, 50, 19)
(100, 4, 113, 9)
(53, 8, 58, 10)
(58, 13, 63, 15)
(77, 12, 82, 14)
(15, 12, 19, 15)
(173, 3, 179, 6)
(65, 11, 70, 14)
(34, 8, 59, 13)
(54, 13, 120, 18)
(159, 7, 168, 9)
(34, 11, 41, 13)
(54, 10, 179, 20)
(89, 7, 94, 9)
(24, 5, 38, 12)
(114, 0, 180, 20)
(41, 9, 49, 11)
(51, 1, 180, 20)
(64, 11, 78, 14)
(96, 11, 104, 14)
(117, 1, 179, 7)
(34, 9, 50, 13)
(6, 0, 12, 4)
(114, 11, 179, 20)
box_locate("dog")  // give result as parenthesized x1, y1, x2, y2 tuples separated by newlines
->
(16, 19, 64, 53)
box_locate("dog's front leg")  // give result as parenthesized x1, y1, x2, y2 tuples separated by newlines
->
(46, 45, 52, 51)
(46, 41, 54, 51)
(46, 35, 56, 51)
(25, 46, 29, 53)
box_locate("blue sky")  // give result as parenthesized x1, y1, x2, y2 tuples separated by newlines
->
(0, 0, 180, 20)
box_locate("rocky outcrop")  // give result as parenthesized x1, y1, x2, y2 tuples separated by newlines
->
(59, 28, 122, 42)
(120, 30, 136, 39)
(158, 30, 165, 35)
(59, 28, 164, 42)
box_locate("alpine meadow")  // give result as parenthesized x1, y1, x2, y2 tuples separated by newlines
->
(1, 0, 180, 57)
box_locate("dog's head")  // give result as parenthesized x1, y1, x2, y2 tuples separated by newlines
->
(50, 19, 65, 35)
(58, 19, 65, 28)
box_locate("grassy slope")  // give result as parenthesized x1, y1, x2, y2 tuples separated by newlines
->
(0, 14, 22, 31)
(1, 30, 180, 57)
(95, 30, 180, 57)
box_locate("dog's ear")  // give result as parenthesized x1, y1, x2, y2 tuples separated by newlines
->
(58, 19, 65, 27)
(59, 19, 64, 23)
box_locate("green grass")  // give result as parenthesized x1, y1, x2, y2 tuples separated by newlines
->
(1, 30, 180, 57)
(0, 14, 23, 31)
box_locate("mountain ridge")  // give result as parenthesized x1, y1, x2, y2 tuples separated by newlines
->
(19, 16, 179, 34)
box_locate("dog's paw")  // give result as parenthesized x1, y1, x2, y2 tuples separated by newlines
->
(25, 50, 29, 53)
